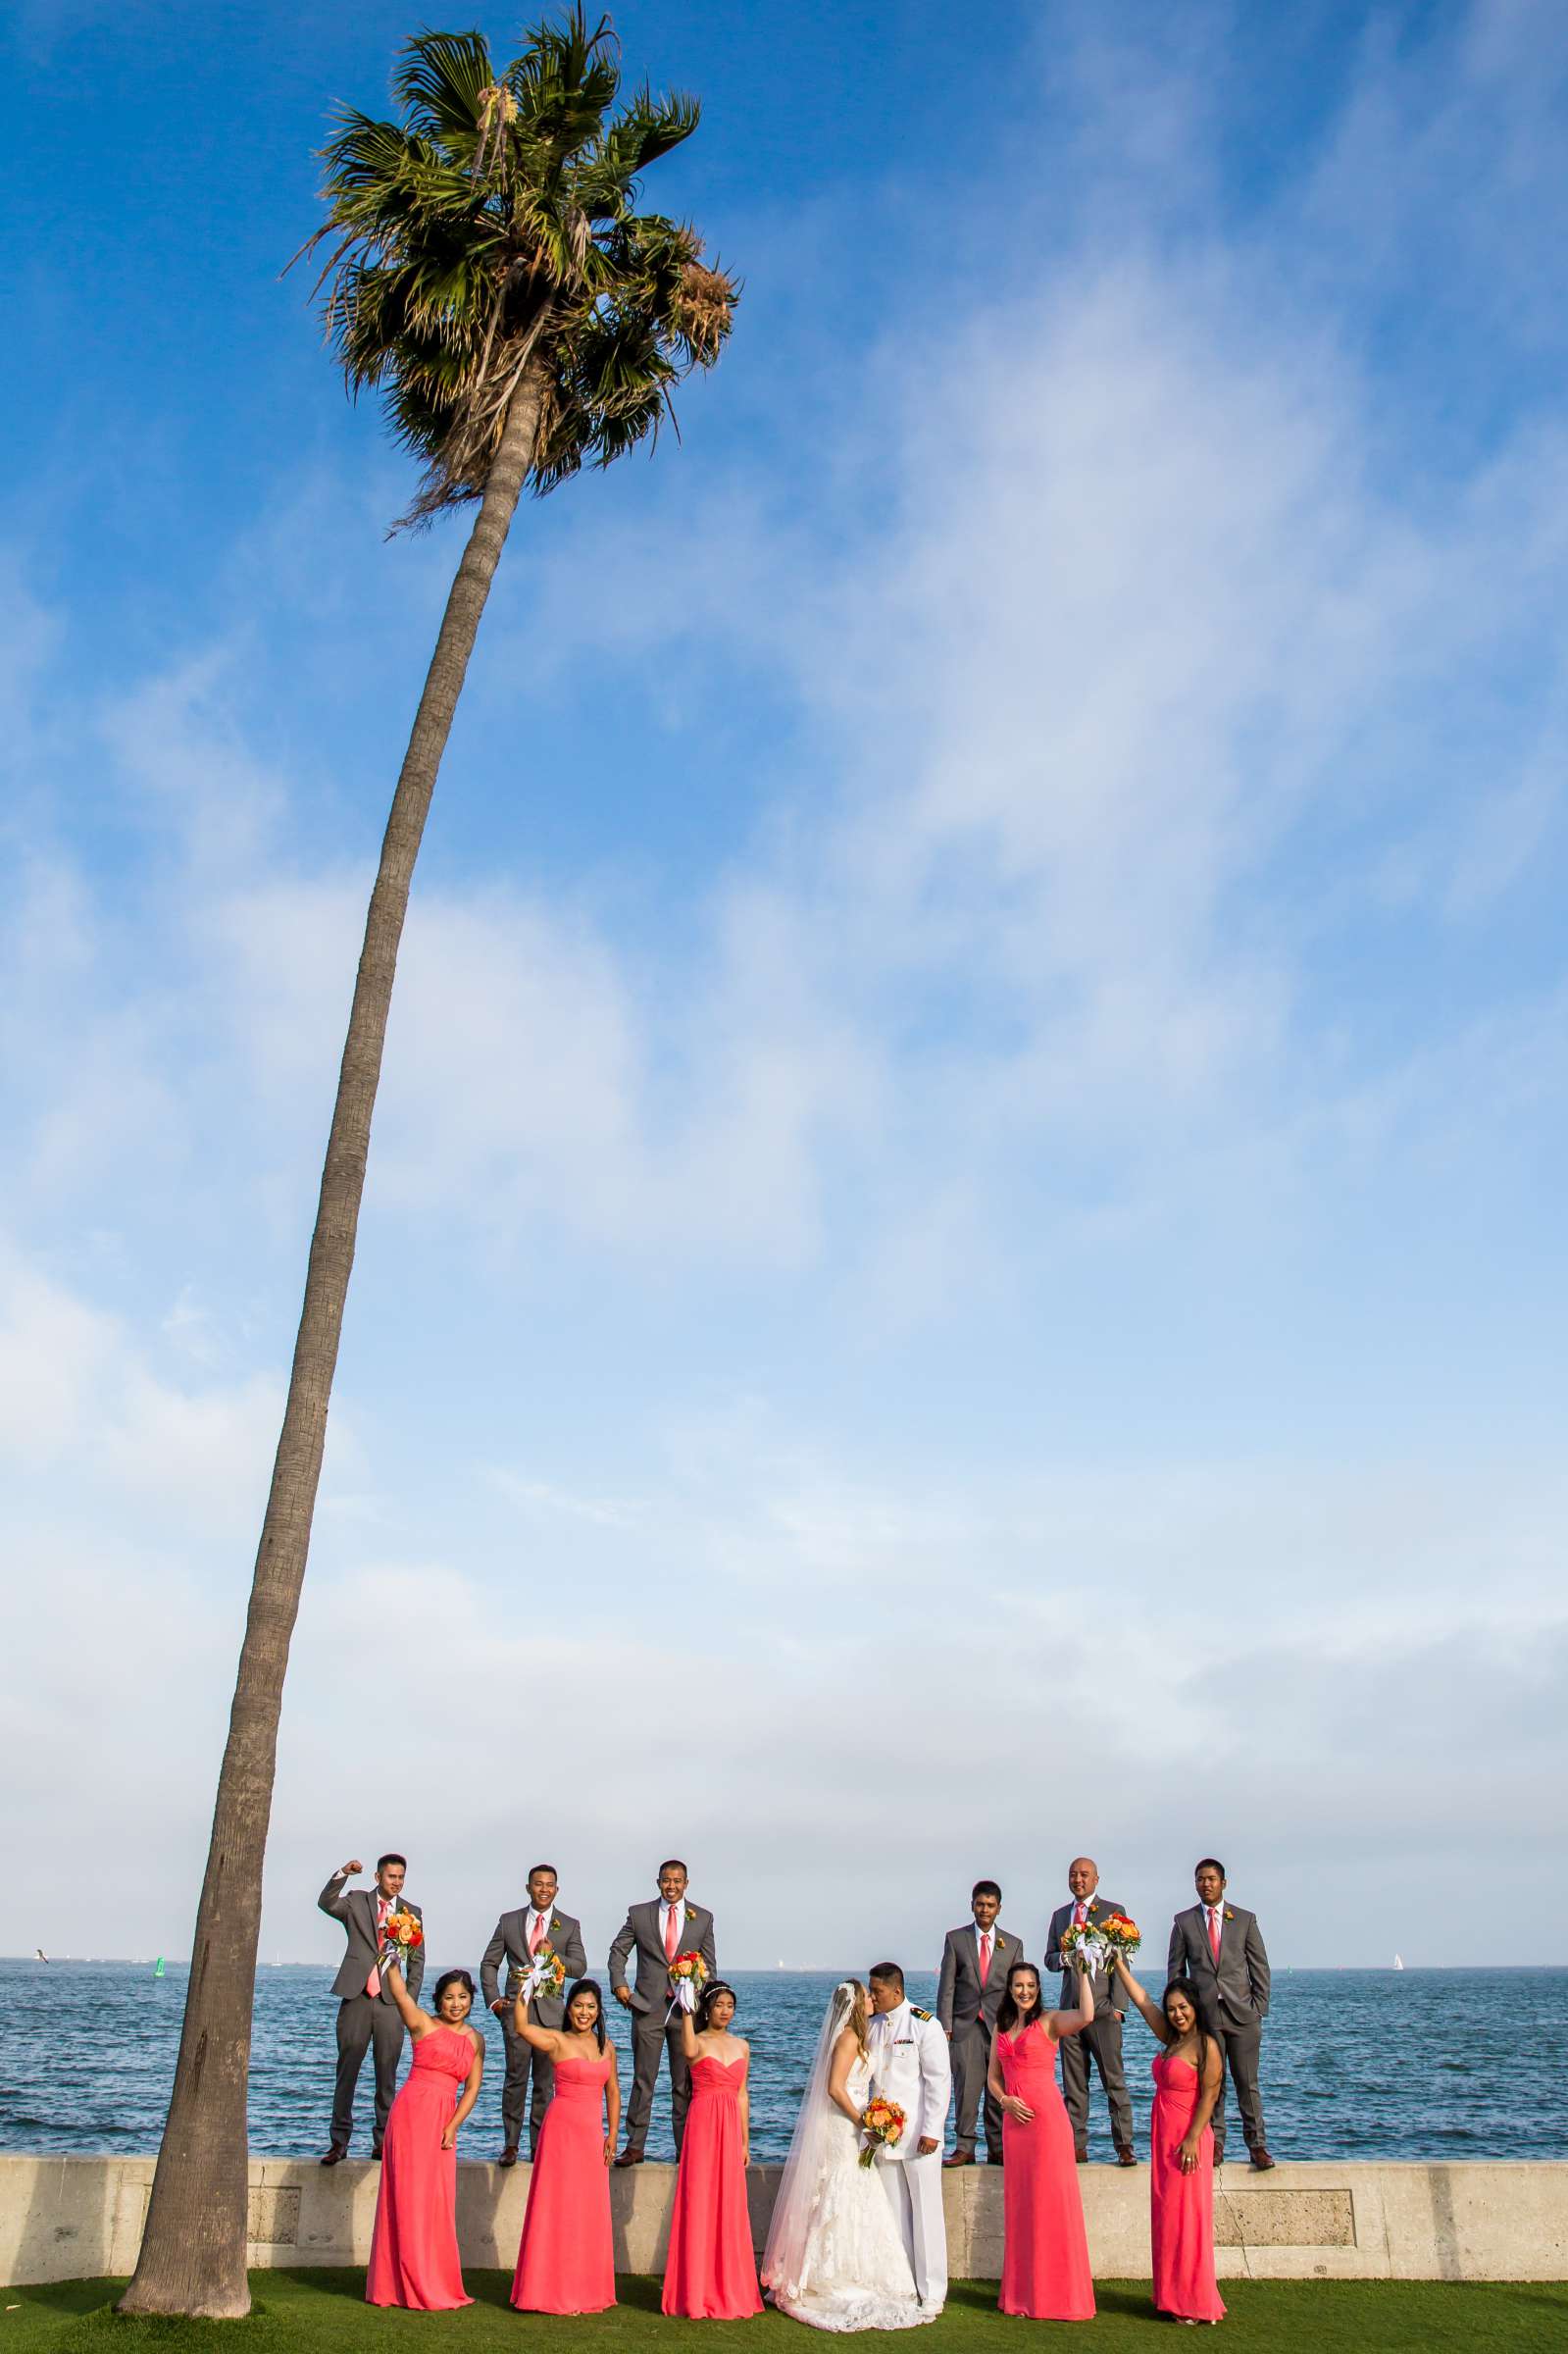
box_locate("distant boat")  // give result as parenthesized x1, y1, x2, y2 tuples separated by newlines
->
(1393, 1954, 1404, 1970)
(34, 1949, 48, 1963)
(153, 1957, 166, 1978)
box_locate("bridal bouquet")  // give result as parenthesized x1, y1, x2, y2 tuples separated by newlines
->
(379, 1907, 424, 1967)
(1059, 1919, 1109, 1977)
(667, 1951, 709, 2015)
(858, 2097, 906, 2169)
(519, 1945, 566, 2006)
(1098, 1913, 1141, 1970)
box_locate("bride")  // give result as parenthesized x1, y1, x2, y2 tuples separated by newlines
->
(762, 1979, 934, 2332)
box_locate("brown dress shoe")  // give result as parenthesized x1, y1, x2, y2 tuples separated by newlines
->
(941, 2150, 974, 2168)
(1116, 2144, 1138, 2167)
(319, 2145, 347, 2167)
(614, 2148, 645, 2168)
(497, 2144, 519, 2169)
(1250, 2147, 1277, 2171)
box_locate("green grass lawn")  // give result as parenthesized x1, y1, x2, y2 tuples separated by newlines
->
(3, 2275, 1565, 2352)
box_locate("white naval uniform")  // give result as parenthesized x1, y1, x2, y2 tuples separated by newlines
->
(866, 1997, 952, 2310)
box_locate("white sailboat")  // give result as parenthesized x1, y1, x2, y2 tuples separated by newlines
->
(1393, 1954, 1404, 1970)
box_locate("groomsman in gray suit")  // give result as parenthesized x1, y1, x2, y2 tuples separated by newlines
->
(608, 1859, 717, 2163)
(936, 1880, 1025, 2166)
(1167, 1857, 1275, 2169)
(1045, 1856, 1137, 2165)
(317, 1854, 423, 2162)
(481, 1863, 586, 2165)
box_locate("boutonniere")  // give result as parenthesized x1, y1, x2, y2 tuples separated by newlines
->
(551, 1916, 561, 1931)
(1224, 1909, 1235, 1921)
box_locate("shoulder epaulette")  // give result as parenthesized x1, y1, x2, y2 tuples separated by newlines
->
(909, 2004, 934, 2021)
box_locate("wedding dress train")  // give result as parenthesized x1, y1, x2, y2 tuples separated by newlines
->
(762, 1984, 933, 2333)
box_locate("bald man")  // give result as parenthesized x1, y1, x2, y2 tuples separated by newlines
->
(1044, 1857, 1136, 2165)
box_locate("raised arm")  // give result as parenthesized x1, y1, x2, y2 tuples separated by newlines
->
(679, 2007, 701, 2063)
(318, 1863, 359, 1920)
(381, 1959, 425, 2034)
(511, 1995, 567, 2054)
(1046, 1959, 1096, 2042)
(441, 2035, 486, 2149)
(936, 1935, 957, 2034)
(404, 1910, 425, 2004)
(1244, 1915, 1271, 2017)
(480, 1916, 507, 2013)
(1114, 1956, 1173, 2044)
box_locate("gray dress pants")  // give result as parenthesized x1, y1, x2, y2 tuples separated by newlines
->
(950, 2021, 1003, 2158)
(1059, 2010, 1136, 2152)
(499, 2017, 557, 2153)
(330, 1993, 405, 2149)
(1209, 2019, 1266, 2160)
(624, 2009, 691, 2151)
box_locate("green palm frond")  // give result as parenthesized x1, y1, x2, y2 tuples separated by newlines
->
(295, 6, 737, 527)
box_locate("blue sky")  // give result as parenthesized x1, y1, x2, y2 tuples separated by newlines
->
(4, 0, 1566, 1974)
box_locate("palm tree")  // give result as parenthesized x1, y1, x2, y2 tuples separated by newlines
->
(122, 13, 736, 2317)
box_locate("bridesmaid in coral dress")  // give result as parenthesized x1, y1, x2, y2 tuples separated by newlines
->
(366, 1962, 483, 2310)
(987, 1959, 1096, 2321)
(510, 1978, 621, 2315)
(663, 1979, 763, 2320)
(1113, 1957, 1226, 2325)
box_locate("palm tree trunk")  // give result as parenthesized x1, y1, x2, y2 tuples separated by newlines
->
(121, 359, 549, 2320)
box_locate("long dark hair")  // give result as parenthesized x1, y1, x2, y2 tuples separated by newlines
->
(696, 1978, 737, 2032)
(1162, 1975, 1216, 2066)
(995, 1960, 1045, 2035)
(563, 1977, 606, 2050)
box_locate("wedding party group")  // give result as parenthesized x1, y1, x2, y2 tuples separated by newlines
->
(316, 1851, 1276, 2328)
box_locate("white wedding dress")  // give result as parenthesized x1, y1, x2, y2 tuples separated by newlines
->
(762, 1984, 933, 2333)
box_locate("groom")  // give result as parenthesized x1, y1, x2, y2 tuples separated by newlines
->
(866, 1963, 951, 2313)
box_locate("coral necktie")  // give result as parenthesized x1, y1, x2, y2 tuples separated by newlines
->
(665, 1907, 679, 1962)
(529, 1912, 545, 1957)
(979, 1931, 992, 1987)
(367, 1901, 385, 1999)
(1208, 1908, 1222, 1963)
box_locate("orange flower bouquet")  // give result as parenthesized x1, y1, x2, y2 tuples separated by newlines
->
(1098, 1914, 1141, 1970)
(859, 2096, 906, 2169)
(667, 1950, 709, 2017)
(379, 1907, 424, 1969)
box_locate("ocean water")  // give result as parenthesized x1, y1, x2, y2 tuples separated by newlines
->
(1, 1961, 1564, 2164)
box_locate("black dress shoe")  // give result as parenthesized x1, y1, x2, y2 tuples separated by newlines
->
(1074, 2148, 1087, 2165)
(1249, 2146, 1277, 2171)
(497, 2144, 519, 2169)
(614, 2148, 645, 2168)
(371, 2137, 384, 2160)
(320, 2145, 347, 2167)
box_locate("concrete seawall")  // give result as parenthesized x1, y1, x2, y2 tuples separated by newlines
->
(3, 2154, 1564, 2286)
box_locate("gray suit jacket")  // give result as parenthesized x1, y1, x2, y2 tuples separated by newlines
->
(1045, 1896, 1129, 2019)
(936, 1923, 1027, 2033)
(1168, 1903, 1270, 2028)
(481, 1907, 587, 2025)
(318, 1874, 424, 2005)
(608, 1899, 717, 2016)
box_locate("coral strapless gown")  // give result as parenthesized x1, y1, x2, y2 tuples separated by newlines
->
(365, 2024, 474, 2310)
(662, 2052, 763, 2319)
(1150, 2052, 1226, 2323)
(996, 2022, 1095, 2321)
(511, 2051, 616, 2314)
